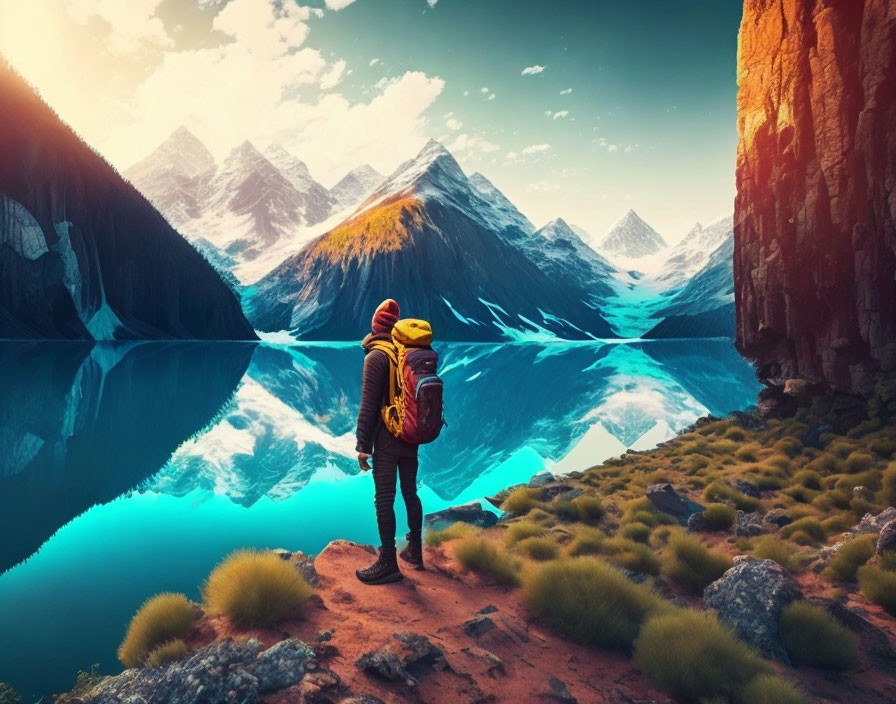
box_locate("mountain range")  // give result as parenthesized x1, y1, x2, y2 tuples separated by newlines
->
(0, 61, 254, 341)
(124, 127, 735, 342)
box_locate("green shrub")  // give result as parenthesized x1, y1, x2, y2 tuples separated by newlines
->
(869, 436, 896, 459)
(828, 440, 860, 460)
(701, 503, 735, 530)
(724, 426, 747, 441)
(735, 444, 760, 462)
(834, 470, 881, 493)
(664, 534, 732, 593)
(523, 556, 666, 649)
(600, 536, 661, 575)
(844, 451, 873, 473)
(514, 536, 560, 561)
(118, 593, 200, 668)
(703, 482, 761, 512)
(880, 465, 896, 506)
(792, 470, 822, 490)
(710, 439, 738, 455)
(203, 550, 313, 628)
(145, 639, 190, 668)
(572, 494, 606, 523)
(425, 521, 481, 547)
(751, 536, 797, 571)
(734, 675, 807, 704)
(779, 601, 858, 670)
(504, 520, 545, 547)
(773, 436, 803, 458)
(567, 525, 605, 556)
(823, 534, 876, 582)
(634, 610, 767, 702)
(858, 564, 896, 615)
(453, 537, 521, 586)
(500, 488, 541, 516)
(619, 521, 652, 544)
(781, 517, 826, 543)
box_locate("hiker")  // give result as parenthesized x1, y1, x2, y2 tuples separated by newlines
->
(355, 299, 444, 585)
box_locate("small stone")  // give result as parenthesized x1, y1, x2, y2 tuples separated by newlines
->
(853, 485, 874, 502)
(762, 509, 792, 530)
(272, 548, 293, 560)
(463, 615, 495, 638)
(687, 512, 708, 533)
(876, 519, 896, 555)
(316, 630, 333, 642)
(424, 502, 498, 531)
(646, 483, 705, 525)
(734, 511, 766, 537)
(356, 647, 406, 682)
(529, 471, 555, 487)
(339, 696, 387, 704)
(253, 638, 317, 692)
(547, 676, 577, 703)
(541, 485, 584, 501)
(735, 479, 761, 498)
(478, 604, 498, 615)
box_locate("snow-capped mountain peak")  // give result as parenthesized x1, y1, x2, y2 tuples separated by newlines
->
(374, 138, 468, 201)
(598, 209, 667, 259)
(329, 164, 384, 210)
(652, 213, 733, 288)
(469, 172, 535, 234)
(126, 125, 215, 183)
(262, 143, 337, 226)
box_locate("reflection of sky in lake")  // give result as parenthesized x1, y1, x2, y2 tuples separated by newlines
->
(0, 340, 759, 701)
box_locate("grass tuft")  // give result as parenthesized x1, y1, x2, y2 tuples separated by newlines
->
(504, 520, 546, 547)
(779, 601, 858, 670)
(144, 639, 190, 668)
(571, 494, 606, 523)
(701, 503, 736, 530)
(734, 674, 807, 704)
(567, 525, 606, 556)
(523, 556, 666, 649)
(118, 593, 200, 668)
(600, 536, 661, 575)
(751, 536, 797, 571)
(634, 610, 767, 702)
(203, 550, 313, 629)
(500, 488, 542, 516)
(858, 563, 896, 615)
(823, 534, 876, 582)
(425, 521, 481, 547)
(663, 534, 732, 593)
(514, 536, 561, 561)
(453, 537, 521, 586)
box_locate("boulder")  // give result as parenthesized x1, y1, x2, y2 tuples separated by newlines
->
(424, 502, 498, 532)
(876, 519, 896, 555)
(484, 484, 524, 509)
(854, 507, 896, 535)
(734, 511, 766, 537)
(56, 638, 263, 704)
(529, 471, 555, 488)
(253, 638, 317, 692)
(645, 483, 704, 525)
(762, 509, 792, 531)
(686, 512, 708, 533)
(356, 632, 447, 688)
(356, 648, 407, 683)
(703, 557, 802, 661)
(463, 615, 496, 638)
(735, 479, 761, 499)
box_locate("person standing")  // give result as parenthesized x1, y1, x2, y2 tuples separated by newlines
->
(355, 299, 425, 585)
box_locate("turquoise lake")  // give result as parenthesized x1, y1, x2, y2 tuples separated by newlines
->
(0, 340, 761, 701)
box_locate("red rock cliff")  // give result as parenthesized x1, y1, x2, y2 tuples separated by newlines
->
(734, 0, 896, 397)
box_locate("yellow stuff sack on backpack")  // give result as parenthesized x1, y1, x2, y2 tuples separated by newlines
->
(391, 319, 433, 347)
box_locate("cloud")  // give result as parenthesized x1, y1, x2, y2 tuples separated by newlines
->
(325, 0, 359, 9)
(446, 117, 463, 131)
(463, 89, 469, 97)
(319, 59, 346, 89)
(552, 110, 569, 120)
(522, 143, 551, 155)
(607, 144, 619, 152)
(67, 0, 171, 55)
(480, 86, 489, 93)
(427, 0, 439, 6)
(369, 57, 380, 66)
(449, 133, 499, 156)
(560, 87, 572, 95)
(521, 64, 546, 76)
(487, 93, 495, 101)
(526, 181, 560, 192)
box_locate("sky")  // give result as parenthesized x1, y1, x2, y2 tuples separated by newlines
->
(0, 0, 743, 241)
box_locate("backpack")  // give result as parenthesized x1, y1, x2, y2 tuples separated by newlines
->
(367, 319, 444, 444)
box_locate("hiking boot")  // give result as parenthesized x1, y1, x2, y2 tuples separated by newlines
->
(399, 531, 425, 571)
(356, 546, 403, 585)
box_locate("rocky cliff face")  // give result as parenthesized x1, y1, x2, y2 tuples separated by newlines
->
(734, 0, 896, 397)
(0, 61, 256, 340)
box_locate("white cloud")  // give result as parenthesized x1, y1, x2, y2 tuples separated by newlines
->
(480, 86, 489, 93)
(320, 59, 346, 89)
(522, 143, 551, 155)
(449, 133, 499, 156)
(463, 89, 469, 97)
(552, 110, 569, 120)
(427, 0, 439, 6)
(487, 93, 495, 101)
(325, 0, 359, 9)
(560, 87, 573, 95)
(545, 110, 553, 117)
(526, 181, 560, 192)
(68, 0, 171, 55)
(607, 144, 619, 152)
(446, 117, 463, 131)
(369, 57, 380, 66)
(521, 64, 546, 76)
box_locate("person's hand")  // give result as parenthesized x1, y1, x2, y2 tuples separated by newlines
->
(358, 452, 371, 471)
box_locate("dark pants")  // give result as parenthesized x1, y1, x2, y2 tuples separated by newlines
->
(372, 424, 422, 550)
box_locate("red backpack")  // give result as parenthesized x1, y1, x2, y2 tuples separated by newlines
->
(368, 319, 444, 444)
